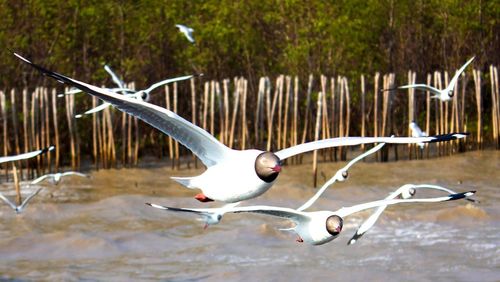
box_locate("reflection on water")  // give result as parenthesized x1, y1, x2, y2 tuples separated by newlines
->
(0, 150, 499, 281)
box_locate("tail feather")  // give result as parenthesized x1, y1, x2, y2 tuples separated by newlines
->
(170, 176, 196, 189)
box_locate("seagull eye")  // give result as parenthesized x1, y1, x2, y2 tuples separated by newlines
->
(341, 171, 348, 179)
(217, 215, 222, 221)
(142, 92, 149, 101)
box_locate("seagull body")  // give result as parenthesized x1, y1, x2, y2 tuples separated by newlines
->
(347, 184, 478, 245)
(0, 146, 54, 164)
(0, 187, 44, 213)
(30, 171, 89, 185)
(409, 122, 427, 149)
(148, 191, 475, 245)
(14, 52, 469, 203)
(387, 57, 475, 101)
(175, 24, 195, 43)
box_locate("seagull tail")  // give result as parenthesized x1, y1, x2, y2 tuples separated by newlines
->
(170, 176, 196, 189)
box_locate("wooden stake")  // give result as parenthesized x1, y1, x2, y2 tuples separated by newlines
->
(312, 91, 323, 188)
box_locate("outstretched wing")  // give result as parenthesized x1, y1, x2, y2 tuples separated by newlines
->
(335, 191, 475, 218)
(0, 191, 17, 210)
(0, 146, 54, 164)
(275, 134, 467, 160)
(30, 174, 53, 185)
(104, 65, 126, 89)
(15, 53, 232, 167)
(18, 187, 44, 211)
(398, 84, 441, 95)
(229, 205, 310, 225)
(75, 102, 111, 118)
(447, 57, 475, 90)
(144, 74, 199, 94)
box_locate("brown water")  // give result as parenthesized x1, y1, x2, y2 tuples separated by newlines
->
(0, 150, 498, 281)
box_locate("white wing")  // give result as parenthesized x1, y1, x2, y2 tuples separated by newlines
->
(143, 75, 196, 94)
(398, 84, 442, 95)
(297, 143, 386, 211)
(18, 187, 44, 211)
(0, 191, 17, 210)
(447, 57, 475, 90)
(75, 102, 112, 118)
(104, 65, 126, 89)
(15, 53, 232, 167)
(146, 203, 216, 217)
(228, 205, 311, 225)
(0, 146, 54, 164)
(61, 171, 89, 178)
(274, 134, 467, 160)
(30, 174, 54, 185)
(335, 191, 475, 218)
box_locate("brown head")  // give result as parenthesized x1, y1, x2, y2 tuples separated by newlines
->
(255, 152, 282, 183)
(325, 215, 343, 236)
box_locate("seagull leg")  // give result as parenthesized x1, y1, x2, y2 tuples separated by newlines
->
(296, 237, 304, 243)
(194, 193, 214, 202)
(203, 223, 209, 230)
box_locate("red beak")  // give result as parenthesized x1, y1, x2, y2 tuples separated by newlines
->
(272, 165, 282, 173)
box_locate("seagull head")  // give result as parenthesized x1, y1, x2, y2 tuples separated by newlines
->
(400, 185, 417, 199)
(326, 215, 343, 237)
(447, 90, 454, 98)
(255, 152, 282, 183)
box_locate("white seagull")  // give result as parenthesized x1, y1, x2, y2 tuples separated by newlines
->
(409, 121, 428, 149)
(14, 52, 469, 203)
(74, 65, 199, 118)
(384, 57, 475, 101)
(147, 191, 475, 245)
(347, 184, 478, 245)
(146, 202, 241, 229)
(0, 187, 44, 214)
(175, 24, 195, 44)
(30, 171, 90, 185)
(297, 143, 386, 211)
(0, 146, 54, 164)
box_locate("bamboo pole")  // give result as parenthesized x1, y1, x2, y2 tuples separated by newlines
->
(338, 77, 344, 160)
(255, 77, 265, 146)
(43, 88, 51, 171)
(101, 106, 108, 168)
(92, 96, 98, 168)
(229, 79, 240, 149)
(266, 77, 278, 151)
(51, 89, 60, 171)
(330, 77, 337, 162)
(134, 116, 139, 166)
(210, 81, 215, 135)
(32, 89, 41, 174)
(293, 76, 299, 163)
(473, 69, 482, 149)
(240, 78, 248, 150)
(173, 82, 179, 169)
(13, 164, 21, 206)
(223, 79, 230, 145)
(64, 93, 76, 170)
(360, 75, 366, 150)
(202, 82, 209, 131)
(1, 91, 8, 178)
(164, 85, 174, 168)
(10, 90, 20, 162)
(283, 76, 291, 150)
(425, 74, 431, 158)
(216, 81, 224, 145)
(22, 89, 29, 178)
(39, 88, 46, 173)
(374, 72, 380, 138)
(342, 77, 351, 161)
(71, 94, 80, 169)
(301, 75, 314, 145)
(276, 75, 283, 150)
(190, 77, 198, 168)
(105, 107, 116, 167)
(490, 65, 499, 148)
(407, 70, 415, 159)
(312, 91, 323, 188)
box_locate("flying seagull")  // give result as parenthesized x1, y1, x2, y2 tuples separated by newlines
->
(147, 191, 475, 245)
(13, 52, 469, 203)
(30, 171, 90, 185)
(0, 187, 44, 214)
(0, 146, 54, 164)
(383, 57, 475, 101)
(347, 184, 478, 245)
(409, 121, 427, 149)
(175, 24, 195, 44)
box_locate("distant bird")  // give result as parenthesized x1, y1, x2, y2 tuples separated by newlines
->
(0, 187, 44, 213)
(0, 146, 54, 164)
(383, 57, 475, 101)
(13, 52, 469, 203)
(175, 24, 195, 44)
(147, 191, 475, 245)
(30, 171, 90, 185)
(146, 202, 241, 229)
(297, 143, 386, 211)
(409, 121, 427, 149)
(347, 184, 478, 245)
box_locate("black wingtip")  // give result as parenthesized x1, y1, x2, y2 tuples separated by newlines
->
(380, 88, 397, 92)
(145, 203, 152, 206)
(427, 132, 470, 143)
(40, 146, 55, 155)
(446, 191, 476, 201)
(347, 232, 364, 245)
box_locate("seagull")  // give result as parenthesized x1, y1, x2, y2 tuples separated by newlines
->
(146, 202, 241, 229)
(409, 121, 428, 149)
(383, 57, 475, 101)
(73, 65, 200, 118)
(0, 146, 54, 164)
(147, 191, 475, 245)
(30, 171, 90, 185)
(175, 24, 195, 44)
(347, 184, 478, 245)
(0, 187, 44, 213)
(14, 52, 469, 203)
(297, 143, 386, 211)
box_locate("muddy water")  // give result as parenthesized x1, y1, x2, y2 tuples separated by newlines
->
(0, 151, 498, 281)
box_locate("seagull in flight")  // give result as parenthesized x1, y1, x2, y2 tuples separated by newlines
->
(175, 24, 195, 44)
(347, 184, 478, 245)
(0, 146, 54, 164)
(409, 121, 427, 149)
(14, 52, 469, 203)
(297, 143, 386, 211)
(383, 57, 475, 101)
(147, 191, 475, 245)
(30, 171, 90, 185)
(0, 187, 44, 214)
